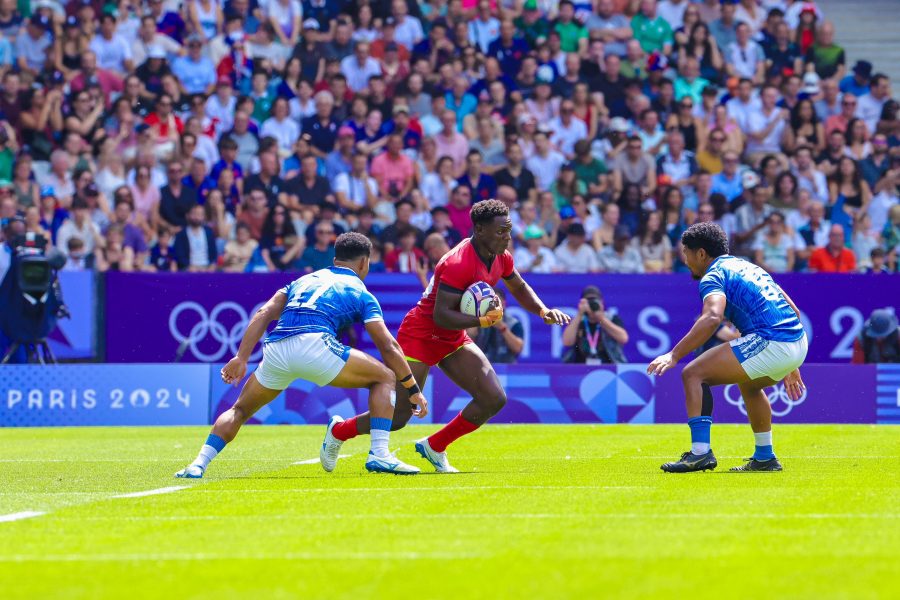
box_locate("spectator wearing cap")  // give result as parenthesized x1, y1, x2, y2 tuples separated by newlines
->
(852, 308, 900, 364)
(15, 14, 51, 77)
(631, 0, 673, 55)
(172, 35, 214, 95)
(457, 150, 497, 204)
(37, 187, 69, 243)
(173, 203, 218, 272)
(732, 183, 773, 258)
(561, 285, 628, 364)
(90, 13, 134, 76)
(840, 60, 872, 98)
(554, 222, 600, 273)
(598, 224, 645, 273)
(856, 74, 891, 136)
(515, 224, 558, 274)
(808, 223, 856, 272)
(515, 0, 549, 47)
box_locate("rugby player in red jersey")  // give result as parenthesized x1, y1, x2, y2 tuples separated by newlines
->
(320, 199, 570, 472)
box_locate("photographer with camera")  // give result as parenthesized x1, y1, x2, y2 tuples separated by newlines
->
(561, 285, 629, 365)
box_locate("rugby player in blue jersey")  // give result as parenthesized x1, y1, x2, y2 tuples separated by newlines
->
(648, 223, 808, 473)
(175, 233, 428, 478)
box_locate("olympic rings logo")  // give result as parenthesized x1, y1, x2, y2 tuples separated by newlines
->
(723, 383, 808, 417)
(168, 301, 264, 362)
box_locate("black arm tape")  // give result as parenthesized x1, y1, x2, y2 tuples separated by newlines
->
(399, 374, 413, 384)
(406, 383, 421, 396)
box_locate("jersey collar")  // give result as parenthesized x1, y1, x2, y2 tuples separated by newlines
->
(330, 265, 360, 279)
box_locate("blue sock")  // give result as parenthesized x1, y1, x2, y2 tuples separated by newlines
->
(688, 416, 712, 455)
(370, 417, 392, 456)
(192, 433, 227, 470)
(753, 431, 775, 460)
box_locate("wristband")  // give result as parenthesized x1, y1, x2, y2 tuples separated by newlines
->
(406, 383, 421, 396)
(399, 374, 413, 385)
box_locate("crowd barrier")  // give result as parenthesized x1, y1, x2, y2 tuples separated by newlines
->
(104, 272, 900, 364)
(2, 363, 898, 427)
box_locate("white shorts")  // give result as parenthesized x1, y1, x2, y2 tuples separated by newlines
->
(730, 333, 808, 382)
(254, 332, 350, 390)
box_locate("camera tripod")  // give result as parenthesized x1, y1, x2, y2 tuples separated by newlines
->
(0, 339, 57, 364)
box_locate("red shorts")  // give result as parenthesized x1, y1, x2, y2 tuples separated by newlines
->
(396, 308, 472, 367)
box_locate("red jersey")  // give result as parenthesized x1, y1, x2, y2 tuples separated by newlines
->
(411, 238, 514, 337)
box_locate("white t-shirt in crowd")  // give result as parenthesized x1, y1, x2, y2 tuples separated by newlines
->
(554, 242, 600, 273)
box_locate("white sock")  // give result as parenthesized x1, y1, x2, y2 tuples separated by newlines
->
(691, 442, 710, 455)
(371, 429, 390, 457)
(754, 431, 773, 446)
(191, 445, 219, 470)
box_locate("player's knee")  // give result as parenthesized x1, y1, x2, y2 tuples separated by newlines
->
(682, 362, 701, 384)
(481, 388, 507, 416)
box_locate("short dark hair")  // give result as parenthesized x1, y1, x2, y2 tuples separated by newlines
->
(218, 136, 238, 151)
(681, 222, 729, 258)
(470, 199, 509, 226)
(334, 232, 372, 261)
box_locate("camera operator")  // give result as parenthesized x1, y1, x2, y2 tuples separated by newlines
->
(561, 285, 629, 364)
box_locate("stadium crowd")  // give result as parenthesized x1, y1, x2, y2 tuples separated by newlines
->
(0, 0, 899, 278)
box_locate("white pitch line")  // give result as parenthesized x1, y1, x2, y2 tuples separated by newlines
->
(0, 511, 46, 523)
(292, 454, 351, 465)
(187, 485, 649, 493)
(0, 551, 484, 563)
(112, 486, 189, 499)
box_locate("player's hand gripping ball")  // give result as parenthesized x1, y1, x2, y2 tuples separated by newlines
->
(460, 281, 503, 327)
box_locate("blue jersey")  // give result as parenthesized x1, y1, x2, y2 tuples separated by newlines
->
(698, 255, 804, 342)
(266, 266, 383, 343)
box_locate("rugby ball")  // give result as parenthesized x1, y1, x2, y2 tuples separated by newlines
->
(460, 281, 498, 317)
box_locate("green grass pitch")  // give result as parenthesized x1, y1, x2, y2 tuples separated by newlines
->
(1, 424, 898, 599)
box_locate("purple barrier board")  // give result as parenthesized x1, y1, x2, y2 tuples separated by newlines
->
(106, 272, 900, 364)
(209, 364, 877, 425)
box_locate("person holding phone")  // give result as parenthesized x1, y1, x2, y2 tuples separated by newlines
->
(561, 285, 629, 364)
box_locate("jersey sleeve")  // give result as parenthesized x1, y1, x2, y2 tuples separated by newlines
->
(501, 251, 515, 279)
(698, 268, 727, 301)
(359, 290, 384, 323)
(437, 253, 470, 291)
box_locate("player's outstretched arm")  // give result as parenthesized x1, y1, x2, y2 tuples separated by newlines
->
(648, 294, 726, 376)
(364, 320, 428, 418)
(503, 269, 571, 326)
(221, 291, 287, 385)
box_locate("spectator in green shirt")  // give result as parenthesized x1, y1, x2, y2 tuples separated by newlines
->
(804, 21, 845, 81)
(674, 57, 711, 104)
(515, 0, 550, 47)
(572, 140, 610, 197)
(631, 0, 674, 55)
(554, 0, 588, 54)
